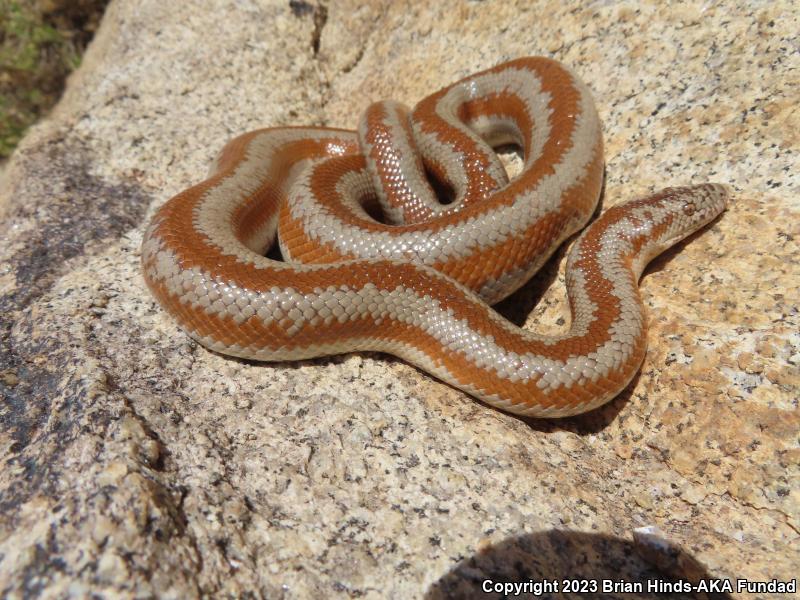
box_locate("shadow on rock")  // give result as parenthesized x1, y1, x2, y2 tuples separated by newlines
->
(426, 529, 733, 600)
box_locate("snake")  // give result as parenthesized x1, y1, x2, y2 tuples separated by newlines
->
(141, 57, 729, 417)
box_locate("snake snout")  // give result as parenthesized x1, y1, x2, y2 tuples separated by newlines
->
(699, 183, 731, 220)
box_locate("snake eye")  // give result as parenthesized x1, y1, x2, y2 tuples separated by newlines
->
(683, 202, 696, 216)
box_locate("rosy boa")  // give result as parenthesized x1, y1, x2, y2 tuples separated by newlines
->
(141, 57, 729, 417)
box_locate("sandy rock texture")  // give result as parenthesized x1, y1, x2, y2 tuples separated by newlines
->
(1, 0, 797, 598)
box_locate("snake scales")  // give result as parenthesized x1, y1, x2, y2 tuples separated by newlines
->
(141, 57, 729, 417)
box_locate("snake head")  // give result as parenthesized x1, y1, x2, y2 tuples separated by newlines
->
(651, 183, 731, 252)
(677, 183, 731, 221)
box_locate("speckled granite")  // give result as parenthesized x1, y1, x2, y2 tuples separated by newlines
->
(0, 1, 797, 598)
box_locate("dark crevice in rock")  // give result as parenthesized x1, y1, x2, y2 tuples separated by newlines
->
(288, 0, 328, 57)
(289, 0, 315, 18)
(341, 43, 366, 74)
(311, 2, 329, 57)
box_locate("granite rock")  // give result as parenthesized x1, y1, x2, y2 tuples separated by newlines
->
(0, 1, 797, 597)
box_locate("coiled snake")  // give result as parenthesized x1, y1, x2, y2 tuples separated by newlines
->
(141, 57, 729, 417)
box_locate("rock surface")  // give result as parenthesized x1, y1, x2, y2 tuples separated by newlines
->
(1, 1, 797, 598)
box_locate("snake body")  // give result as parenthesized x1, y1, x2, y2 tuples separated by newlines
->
(141, 57, 729, 417)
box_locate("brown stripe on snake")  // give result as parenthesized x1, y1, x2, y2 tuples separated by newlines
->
(141, 57, 730, 417)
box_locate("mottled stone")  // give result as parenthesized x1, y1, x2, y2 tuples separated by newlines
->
(0, 0, 796, 598)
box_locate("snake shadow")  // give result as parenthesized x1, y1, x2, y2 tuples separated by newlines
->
(425, 529, 734, 600)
